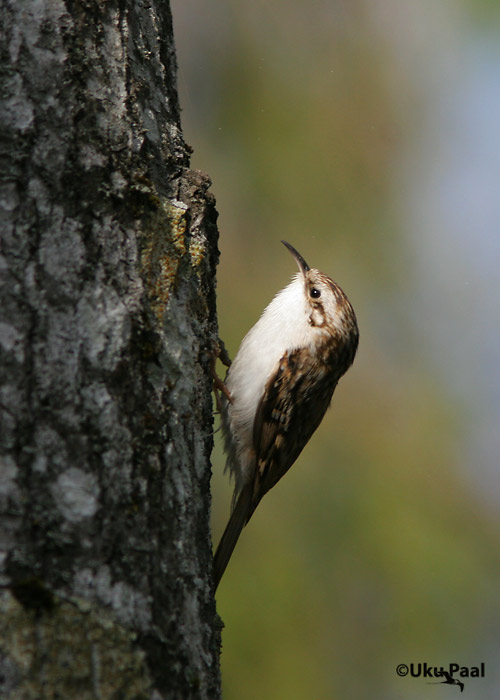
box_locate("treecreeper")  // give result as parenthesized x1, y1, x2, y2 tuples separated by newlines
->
(214, 241, 359, 590)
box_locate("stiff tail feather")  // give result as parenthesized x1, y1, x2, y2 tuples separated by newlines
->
(213, 484, 254, 590)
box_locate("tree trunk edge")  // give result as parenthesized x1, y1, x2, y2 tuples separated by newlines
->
(0, 0, 222, 697)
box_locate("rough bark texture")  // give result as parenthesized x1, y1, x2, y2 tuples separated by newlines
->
(0, 1, 221, 697)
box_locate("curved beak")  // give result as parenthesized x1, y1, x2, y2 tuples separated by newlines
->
(281, 240, 310, 275)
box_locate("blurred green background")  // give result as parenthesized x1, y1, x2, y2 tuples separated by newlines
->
(171, 1, 500, 698)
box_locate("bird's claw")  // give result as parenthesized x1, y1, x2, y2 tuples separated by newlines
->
(211, 338, 233, 410)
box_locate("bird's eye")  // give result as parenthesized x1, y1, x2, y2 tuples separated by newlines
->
(310, 287, 321, 299)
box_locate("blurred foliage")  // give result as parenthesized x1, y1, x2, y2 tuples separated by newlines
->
(172, 1, 500, 698)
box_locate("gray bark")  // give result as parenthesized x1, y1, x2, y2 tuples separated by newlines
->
(0, 0, 221, 698)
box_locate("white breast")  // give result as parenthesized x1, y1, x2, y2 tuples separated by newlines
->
(224, 274, 313, 489)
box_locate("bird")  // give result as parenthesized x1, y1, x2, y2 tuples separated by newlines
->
(213, 240, 359, 590)
(428, 671, 464, 693)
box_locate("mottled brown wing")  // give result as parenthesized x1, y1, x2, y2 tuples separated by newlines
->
(252, 346, 339, 505)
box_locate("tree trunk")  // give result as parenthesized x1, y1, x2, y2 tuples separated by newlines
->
(0, 1, 221, 697)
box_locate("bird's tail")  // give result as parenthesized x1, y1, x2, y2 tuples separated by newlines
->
(213, 484, 254, 591)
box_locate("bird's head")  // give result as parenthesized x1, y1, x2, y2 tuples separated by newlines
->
(282, 240, 359, 352)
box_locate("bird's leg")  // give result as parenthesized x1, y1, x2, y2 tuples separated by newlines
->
(211, 338, 233, 411)
(215, 337, 232, 369)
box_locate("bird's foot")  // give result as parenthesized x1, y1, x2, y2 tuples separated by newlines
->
(211, 338, 233, 410)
